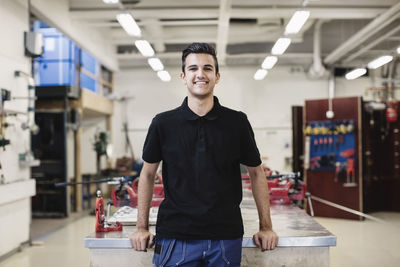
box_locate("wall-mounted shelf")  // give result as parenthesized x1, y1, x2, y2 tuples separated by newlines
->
(80, 88, 113, 117)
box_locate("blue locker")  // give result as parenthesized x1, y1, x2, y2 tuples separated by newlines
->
(40, 36, 78, 61)
(80, 72, 97, 93)
(81, 49, 98, 75)
(34, 60, 76, 86)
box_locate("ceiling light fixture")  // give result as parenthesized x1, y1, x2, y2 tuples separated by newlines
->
(103, 0, 119, 3)
(148, 58, 164, 71)
(345, 68, 367, 80)
(271, 38, 291, 55)
(367, 55, 393, 69)
(135, 40, 155, 57)
(254, 69, 268, 80)
(116, 13, 141, 37)
(261, 56, 278, 69)
(284, 10, 310, 35)
(157, 70, 171, 82)
(397, 46, 400, 54)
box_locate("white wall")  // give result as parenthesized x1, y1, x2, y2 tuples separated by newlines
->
(0, 0, 36, 258)
(113, 66, 371, 172)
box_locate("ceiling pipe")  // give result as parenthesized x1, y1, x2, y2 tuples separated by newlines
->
(324, 2, 400, 65)
(326, 69, 335, 119)
(343, 24, 400, 63)
(308, 20, 326, 79)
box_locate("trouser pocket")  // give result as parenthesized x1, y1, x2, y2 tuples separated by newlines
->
(220, 238, 243, 266)
(153, 238, 176, 267)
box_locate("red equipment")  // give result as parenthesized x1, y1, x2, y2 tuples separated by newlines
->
(111, 174, 165, 208)
(386, 101, 398, 122)
(95, 190, 122, 232)
(111, 183, 137, 208)
(131, 174, 165, 207)
(242, 172, 307, 205)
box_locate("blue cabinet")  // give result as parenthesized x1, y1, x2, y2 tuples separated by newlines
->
(80, 72, 98, 93)
(40, 36, 78, 61)
(81, 49, 98, 75)
(34, 60, 76, 86)
(33, 20, 100, 95)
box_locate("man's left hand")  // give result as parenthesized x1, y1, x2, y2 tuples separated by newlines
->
(253, 229, 279, 251)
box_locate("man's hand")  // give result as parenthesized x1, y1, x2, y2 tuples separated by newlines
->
(253, 229, 279, 251)
(130, 229, 155, 252)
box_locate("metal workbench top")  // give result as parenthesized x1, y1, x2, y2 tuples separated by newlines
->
(85, 199, 336, 249)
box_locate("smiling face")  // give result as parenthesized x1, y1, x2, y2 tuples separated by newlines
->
(180, 53, 220, 99)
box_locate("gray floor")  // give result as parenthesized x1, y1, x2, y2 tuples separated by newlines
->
(30, 210, 90, 241)
(0, 211, 400, 267)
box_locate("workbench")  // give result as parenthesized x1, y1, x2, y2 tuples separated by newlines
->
(85, 195, 336, 267)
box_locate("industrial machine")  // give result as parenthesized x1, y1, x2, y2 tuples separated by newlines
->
(56, 174, 165, 209)
(242, 172, 312, 212)
(95, 190, 122, 232)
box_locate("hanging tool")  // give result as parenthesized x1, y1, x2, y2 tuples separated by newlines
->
(340, 148, 355, 158)
(334, 162, 341, 183)
(0, 88, 11, 149)
(344, 158, 357, 187)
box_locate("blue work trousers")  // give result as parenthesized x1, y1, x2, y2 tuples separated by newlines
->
(152, 238, 242, 267)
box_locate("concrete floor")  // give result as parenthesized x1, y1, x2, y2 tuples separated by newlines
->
(0, 212, 399, 267)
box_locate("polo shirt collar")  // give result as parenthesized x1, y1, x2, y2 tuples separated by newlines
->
(181, 96, 220, 121)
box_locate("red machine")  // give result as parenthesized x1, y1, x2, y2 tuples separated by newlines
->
(110, 174, 165, 208)
(95, 190, 122, 232)
(242, 172, 308, 205)
(130, 174, 165, 207)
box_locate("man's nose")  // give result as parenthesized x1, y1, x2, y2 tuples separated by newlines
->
(196, 69, 206, 78)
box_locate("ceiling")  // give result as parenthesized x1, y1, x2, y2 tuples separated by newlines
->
(68, 0, 400, 71)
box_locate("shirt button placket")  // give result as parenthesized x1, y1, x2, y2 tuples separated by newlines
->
(198, 119, 206, 152)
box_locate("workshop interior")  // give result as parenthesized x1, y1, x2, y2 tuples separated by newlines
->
(0, 0, 400, 266)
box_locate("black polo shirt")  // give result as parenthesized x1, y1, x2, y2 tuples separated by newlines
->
(142, 96, 261, 240)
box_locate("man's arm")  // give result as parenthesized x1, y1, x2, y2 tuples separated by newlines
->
(246, 165, 279, 251)
(130, 161, 160, 251)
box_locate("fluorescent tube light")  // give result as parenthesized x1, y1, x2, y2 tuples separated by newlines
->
(397, 46, 400, 54)
(135, 40, 155, 57)
(261, 56, 278, 69)
(148, 58, 164, 71)
(345, 68, 367, 80)
(285, 10, 310, 35)
(367, 55, 393, 69)
(103, 0, 119, 4)
(271, 38, 291, 55)
(157, 71, 171, 82)
(253, 69, 268, 80)
(116, 13, 141, 37)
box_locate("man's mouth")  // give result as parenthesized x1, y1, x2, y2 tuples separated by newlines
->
(194, 81, 209, 85)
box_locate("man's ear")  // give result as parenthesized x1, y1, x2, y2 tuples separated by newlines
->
(180, 72, 186, 84)
(215, 72, 221, 84)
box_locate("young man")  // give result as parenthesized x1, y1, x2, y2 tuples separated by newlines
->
(130, 43, 278, 266)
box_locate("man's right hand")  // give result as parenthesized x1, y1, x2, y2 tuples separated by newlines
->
(130, 229, 155, 252)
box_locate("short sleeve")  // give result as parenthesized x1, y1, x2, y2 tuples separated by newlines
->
(239, 112, 261, 167)
(142, 116, 162, 163)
